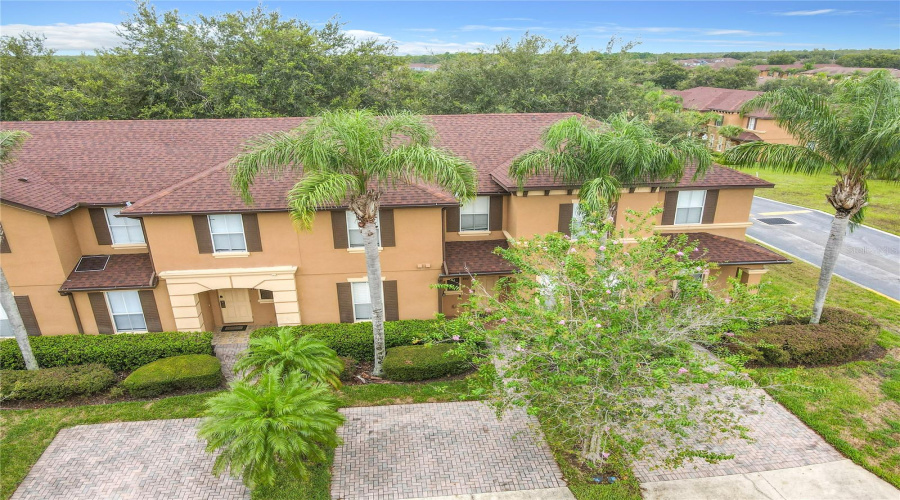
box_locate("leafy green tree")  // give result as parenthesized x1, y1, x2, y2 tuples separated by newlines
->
(509, 114, 711, 219)
(645, 90, 718, 141)
(767, 52, 796, 65)
(198, 371, 343, 487)
(230, 110, 477, 375)
(717, 124, 744, 139)
(759, 75, 834, 95)
(724, 70, 900, 323)
(836, 50, 900, 69)
(233, 328, 343, 387)
(650, 60, 690, 89)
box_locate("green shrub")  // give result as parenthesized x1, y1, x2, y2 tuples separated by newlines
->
(0, 364, 116, 402)
(339, 356, 358, 382)
(250, 320, 440, 362)
(737, 307, 880, 366)
(122, 354, 223, 397)
(0, 332, 213, 372)
(382, 344, 471, 382)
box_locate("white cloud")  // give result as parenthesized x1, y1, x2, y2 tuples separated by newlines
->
(650, 38, 817, 48)
(496, 17, 535, 22)
(344, 29, 392, 43)
(704, 29, 781, 36)
(343, 29, 484, 55)
(0, 22, 120, 52)
(460, 24, 545, 32)
(406, 28, 437, 32)
(774, 9, 863, 16)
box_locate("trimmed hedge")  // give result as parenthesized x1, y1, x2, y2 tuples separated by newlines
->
(0, 364, 116, 402)
(382, 344, 471, 382)
(251, 320, 440, 362)
(0, 332, 214, 372)
(121, 354, 223, 397)
(737, 307, 880, 366)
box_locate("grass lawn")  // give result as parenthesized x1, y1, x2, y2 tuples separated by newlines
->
(735, 167, 900, 236)
(751, 252, 900, 488)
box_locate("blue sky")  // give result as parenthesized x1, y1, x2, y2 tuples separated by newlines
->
(1, 1, 898, 55)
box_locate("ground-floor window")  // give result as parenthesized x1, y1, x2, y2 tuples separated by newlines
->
(351, 282, 373, 321)
(106, 290, 147, 332)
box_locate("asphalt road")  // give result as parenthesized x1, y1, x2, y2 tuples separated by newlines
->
(747, 197, 900, 301)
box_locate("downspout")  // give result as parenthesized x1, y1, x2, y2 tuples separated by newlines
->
(438, 207, 447, 315)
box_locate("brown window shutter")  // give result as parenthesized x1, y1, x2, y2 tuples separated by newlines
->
(661, 191, 678, 225)
(242, 213, 263, 252)
(383, 280, 399, 321)
(558, 203, 573, 235)
(336, 282, 353, 323)
(89, 292, 115, 334)
(192, 215, 213, 254)
(446, 206, 460, 232)
(0, 223, 10, 253)
(489, 196, 503, 231)
(89, 208, 112, 245)
(138, 290, 163, 332)
(701, 190, 719, 224)
(379, 209, 396, 247)
(13, 296, 41, 336)
(331, 211, 349, 249)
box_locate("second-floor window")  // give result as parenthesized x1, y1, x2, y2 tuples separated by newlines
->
(675, 190, 706, 224)
(460, 196, 490, 232)
(104, 208, 145, 245)
(208, 214, 247, 253)
(346, 211, 380, 248)
(747, 117, 758, 130)
(106, 290, 147, 333)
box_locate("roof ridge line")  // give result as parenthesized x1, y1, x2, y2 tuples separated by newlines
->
(125, 158, 234, 213)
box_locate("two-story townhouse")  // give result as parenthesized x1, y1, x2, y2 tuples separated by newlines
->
(0, 114, 788, 335)
(667, 87, 799, 151)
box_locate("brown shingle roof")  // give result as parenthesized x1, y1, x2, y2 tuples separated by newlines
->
(798, 67, 900, 78)
(753, 63, 839, 71)
(667, 87, 768, 115)
(59, 253, 157, 293)
(444, 239, 515, 275)
(670, 232, 791, 265)
(736, 131, 763, 142)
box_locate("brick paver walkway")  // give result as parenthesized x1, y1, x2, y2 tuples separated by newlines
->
(331, 401, 567, 500)
(213, 343, 248, 382)
(633, 385, 844, 482)
(12, 419, 248, 500)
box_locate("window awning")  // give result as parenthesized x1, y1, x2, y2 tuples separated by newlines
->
(669, 232, 792, 266)
(59, 254, 157, 293)
(443, 239, 516, 276)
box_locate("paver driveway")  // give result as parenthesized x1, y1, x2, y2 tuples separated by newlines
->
(331, 401, 569, 500)
(12, 419, 248, 500)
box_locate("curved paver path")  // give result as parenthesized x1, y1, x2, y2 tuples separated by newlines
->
(331, 401, 570, 500)
(11, 419, 248, 500)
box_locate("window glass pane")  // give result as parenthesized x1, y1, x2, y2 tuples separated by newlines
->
(352, 282, 371, 303)
(208, 215, 229, 233)
(460, 197, 490, 231)
(105, 208, 145, 244)
(346, 211, 379, 247)
(123, 291, 142, 311)
(107, 291, 146, 332)
(212, 234, 232, 252)
(348, 229, 364, 247)
(354, 304, 373, 320)
(229, 234, 246, 251)
(225, 214, 243, 233)
(208, 214, 245, 252)
(110, 227, 131, 243)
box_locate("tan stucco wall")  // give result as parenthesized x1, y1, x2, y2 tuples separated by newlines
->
(68, 207, 150, 255)
(205, 289, 278, 328)
(444, 196, 510, 242)
(709, 112, 798, 149)
(507, 193, 575, 240)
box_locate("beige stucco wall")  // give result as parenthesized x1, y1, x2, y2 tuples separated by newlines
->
(507, 192, 575, 240)
(709, 112, 798, 149)
(444, 196, 510, 242)
(203, 289, 277, 328)
(68, 207, 150, 255)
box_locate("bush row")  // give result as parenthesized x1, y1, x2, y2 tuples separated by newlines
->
(251, 320, 441, 361)
(736, 307, 880, 366)
(0, 332, 214, 372)
(0, 364, 117, 402)
(382, 344, 471, 382)
(122, 354, 223, 397)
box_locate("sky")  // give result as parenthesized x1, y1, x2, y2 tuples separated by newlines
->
(1, 1, 898, 56)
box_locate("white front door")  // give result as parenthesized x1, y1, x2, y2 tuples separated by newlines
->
(218, 289, 253, 323)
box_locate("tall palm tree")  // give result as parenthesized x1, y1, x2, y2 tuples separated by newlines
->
(725, 70, 900, 324)
(509, 113, 712, 222)
(231, 110, 477, 376)
(0, 130, 39, 371)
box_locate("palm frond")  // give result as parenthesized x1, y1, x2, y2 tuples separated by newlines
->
(0, 130, 31, 167)
(578, 175, 621, 215)
(376, 144, 478, 202)
(230, 132, 306, 204)
(723, 141, 833, 176)
(380, 111, 434, 146)
(287, 171, 357, 230)
(740, 89, 843, 160)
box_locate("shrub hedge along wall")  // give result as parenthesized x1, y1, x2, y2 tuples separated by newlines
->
(0, 364, 117, 402)
(122, 354, 223, 397)
(737, 307, 880, 366)
(0, 332, 214, 372)
(382, 344, 471, 382)
(251, 320, 441, 362)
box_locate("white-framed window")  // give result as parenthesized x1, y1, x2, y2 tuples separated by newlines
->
(208, 214, 247, 253)
(747, 117, 757, 130)
(675, 190, 706, 225)
(105, 290, 147, 333)
(571, 202, 587, 237)
(460, 196, 490, 232)
(104, 207, 145, 245)
(346, 211, 380, 248)
(258, 289, 274, 303)
(351, 281, 384, 322)
(714, 116, 723, 127)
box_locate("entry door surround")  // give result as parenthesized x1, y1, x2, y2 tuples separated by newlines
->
(218, 288, 253, 323)
(158, 266, 299, 332)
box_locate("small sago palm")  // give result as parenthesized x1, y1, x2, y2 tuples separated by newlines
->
(509, 113, 712, 220)
(233, 328, 343, 387)
(0, 130, 39, 370)
(230, 110, 477, 376)
(198, 370, 344, 488)
(725, 70, 900, 323)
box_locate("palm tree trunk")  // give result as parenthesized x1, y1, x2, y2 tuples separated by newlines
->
(0, 266, 39, 370)
(811, 213, 849, 324)
(362, 220, 387, 376)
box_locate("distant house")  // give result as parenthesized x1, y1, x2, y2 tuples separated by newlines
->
(408, 63, 440, 72)
(798, 66, 900, 79)
(753, 63, 839, 79)
(666, 87, 798, 151)
(673, 58, 741, 70)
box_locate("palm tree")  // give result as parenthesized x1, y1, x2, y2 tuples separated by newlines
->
(231, 110, 477, 376)
(725, 70, 900, 324)
(509, 113, 712, 222)
(0, 130, 39, 371)
(198, 370, 344, 487)
(233, 328, 343, 387)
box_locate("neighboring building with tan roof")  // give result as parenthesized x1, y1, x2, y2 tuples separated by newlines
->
(673, 58, 741, 69)
(0, 114, 788, 335)
(798, 66, 900, 79)
(667, 86, 799, 151)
